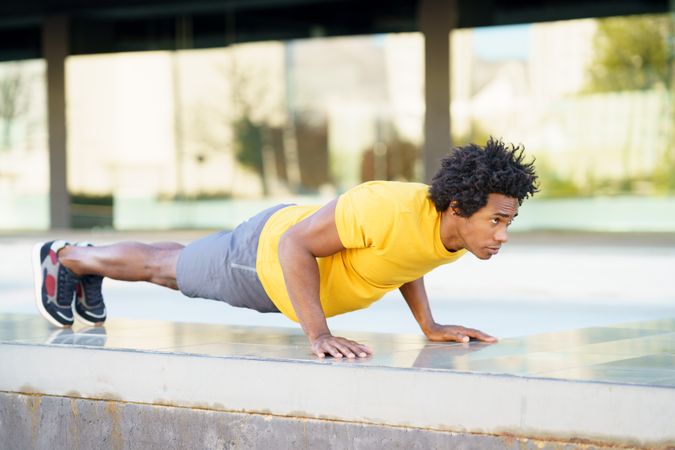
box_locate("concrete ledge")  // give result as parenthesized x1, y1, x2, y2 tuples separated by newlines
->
(0, 392, 626, 450)
(1, 340, 674, 449)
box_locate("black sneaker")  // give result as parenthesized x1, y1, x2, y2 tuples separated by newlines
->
(73, 242, 107, 325)
(32, 240, 80, 328)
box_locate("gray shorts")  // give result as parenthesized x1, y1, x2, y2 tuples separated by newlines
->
(175, 204, 290, 313)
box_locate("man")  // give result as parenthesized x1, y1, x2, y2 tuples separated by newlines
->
(33, 138, 538, 359)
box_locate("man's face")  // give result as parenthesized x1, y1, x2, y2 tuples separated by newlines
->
(453, 193, 519, 260)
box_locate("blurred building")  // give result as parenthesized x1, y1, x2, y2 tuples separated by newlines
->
(0, 1, 673, 231)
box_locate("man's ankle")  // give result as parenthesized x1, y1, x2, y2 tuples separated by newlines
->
(57, 245, 85, 277)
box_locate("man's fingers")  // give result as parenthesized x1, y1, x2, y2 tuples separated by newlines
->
(318, 339, 348, 358)
(463, 327, 498, 342)
(428, 324, 498, 344)
(444, 330, 469, 343)
(326, 343, 345, 358)
(312, 345, 326, 358)
(313, 336, 372, 359)
(455, 334, 469, 343)
(341, 339, 371, 358)
(338, 339, 370, 358)
(313, 341, 340, 358)
(345, 339, 373, 357)
(356, 343, 373, 356)
(333, 341, 356, 358)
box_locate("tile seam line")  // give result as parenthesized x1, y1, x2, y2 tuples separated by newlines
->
(0, 390, 658, 450)
(2, 342, 675, 389)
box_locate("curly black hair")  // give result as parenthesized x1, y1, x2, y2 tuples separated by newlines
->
(428, 137, 539, 216)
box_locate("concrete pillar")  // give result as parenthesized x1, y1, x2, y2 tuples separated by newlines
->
(43, 15, 70, 229)
(419, 0, 457, 183)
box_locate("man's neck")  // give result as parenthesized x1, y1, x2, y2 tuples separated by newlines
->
(439, 208, 464, 252)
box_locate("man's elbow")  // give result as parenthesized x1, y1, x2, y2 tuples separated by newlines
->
(279, 228, 301, 259)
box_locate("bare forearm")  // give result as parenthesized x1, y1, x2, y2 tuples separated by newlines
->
(400, 278, 436, 335)
(275, 200, 372, 358)
(401, 277, 497, 343)
(278, 235, 330, 340)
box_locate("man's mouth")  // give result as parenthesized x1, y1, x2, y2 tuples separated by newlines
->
(486, 247, 500, 255)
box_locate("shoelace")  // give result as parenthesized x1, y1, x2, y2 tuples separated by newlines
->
(81, 276, 104, 307)
(55, 269, 79, 307)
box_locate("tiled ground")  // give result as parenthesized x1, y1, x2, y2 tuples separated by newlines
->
(2, 313, 673, 387)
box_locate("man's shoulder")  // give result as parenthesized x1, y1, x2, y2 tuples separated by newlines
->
(348, 180, 430, 199)
(338, 181, 431, 215)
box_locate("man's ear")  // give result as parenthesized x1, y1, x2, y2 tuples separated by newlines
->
(449, 200, 461, 216)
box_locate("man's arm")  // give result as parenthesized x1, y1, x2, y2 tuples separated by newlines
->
(278, 198, 372, 359)
(400, 277, 497, 343)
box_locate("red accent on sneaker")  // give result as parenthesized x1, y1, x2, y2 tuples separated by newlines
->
(76, 284, 83, 296)
(49, 249, 58, 265)
(46, 274, 56, 296)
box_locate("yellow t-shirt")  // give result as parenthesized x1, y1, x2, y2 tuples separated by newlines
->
(256, 181, 467, 322)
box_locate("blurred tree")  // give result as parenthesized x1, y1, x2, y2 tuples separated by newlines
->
(294, 112, 330, 190)
(584, 13, 675, 194)
(226, 53, 280, 196)
(229, 58, 263, 182)
(585, 14, 670, 92)
(0, 65, 29, 150)
(360, 128, 419, 183)
(232, 116, 265, 179)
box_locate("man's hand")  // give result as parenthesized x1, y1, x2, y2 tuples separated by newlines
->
(311, 334, 373, 359)
(424, 323, 497, 343)
(400, 278, 498, 345)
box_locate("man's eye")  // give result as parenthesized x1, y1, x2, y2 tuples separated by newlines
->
(491, 218, 499, 225)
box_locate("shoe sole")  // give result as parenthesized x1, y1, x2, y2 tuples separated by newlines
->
(73, 305, 103, 327)
(32, 242, 71, 328)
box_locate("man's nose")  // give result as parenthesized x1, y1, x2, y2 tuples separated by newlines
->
(495, 227, 509, 244)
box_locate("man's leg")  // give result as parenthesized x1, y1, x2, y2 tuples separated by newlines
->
(58, 241, 184, 290)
